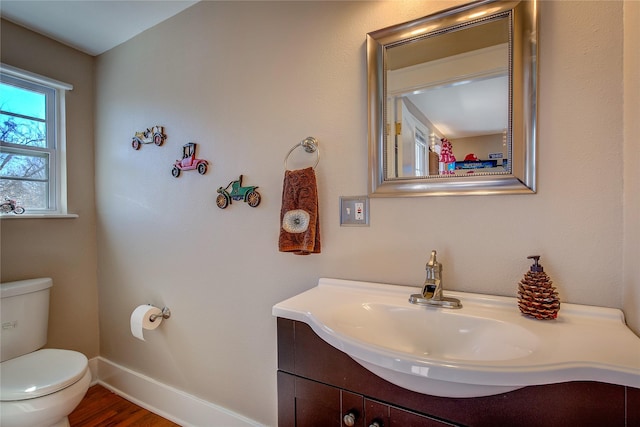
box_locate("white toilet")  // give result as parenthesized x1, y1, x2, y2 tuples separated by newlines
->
(0, 278, 91, 427)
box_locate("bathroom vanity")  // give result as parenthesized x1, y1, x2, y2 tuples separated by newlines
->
(273, 278, 640, 426)
(277, 318, 639, 427)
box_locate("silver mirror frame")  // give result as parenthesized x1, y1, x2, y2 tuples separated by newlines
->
(367, 0, 537, 197)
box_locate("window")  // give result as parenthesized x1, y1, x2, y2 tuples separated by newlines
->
(414, 127, 427, 176)
(0, 64, 72, 215)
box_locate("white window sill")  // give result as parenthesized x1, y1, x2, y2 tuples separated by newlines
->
(0, 213, 79, 219)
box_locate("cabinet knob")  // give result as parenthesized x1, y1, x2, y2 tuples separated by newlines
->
(343, 412, 357, 426)
(369, 423, 382, 427)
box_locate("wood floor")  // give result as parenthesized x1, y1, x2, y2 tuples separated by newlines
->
(69, 384, 180, 427)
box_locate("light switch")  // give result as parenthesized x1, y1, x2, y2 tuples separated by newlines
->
(340, 196, 369, 226)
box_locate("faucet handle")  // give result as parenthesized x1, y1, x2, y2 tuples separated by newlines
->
(426, 250, 441, 271)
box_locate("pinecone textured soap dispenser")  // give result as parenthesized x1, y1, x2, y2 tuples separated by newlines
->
(517, 255, 560, 319)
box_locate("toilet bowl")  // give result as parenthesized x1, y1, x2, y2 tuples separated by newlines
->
(0, 349, 91, 427)
(0, 278, 91, 427)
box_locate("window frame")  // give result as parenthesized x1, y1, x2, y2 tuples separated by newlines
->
(1, 63, 74, 217)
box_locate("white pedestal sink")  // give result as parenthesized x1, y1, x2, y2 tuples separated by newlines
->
(272, 278, 640, 398)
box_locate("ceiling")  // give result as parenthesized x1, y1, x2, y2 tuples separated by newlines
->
(407, 75, 508, 139)
(0, 1, 199, 56)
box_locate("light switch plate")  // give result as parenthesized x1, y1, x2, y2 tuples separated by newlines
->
(340, 196, 369, 226)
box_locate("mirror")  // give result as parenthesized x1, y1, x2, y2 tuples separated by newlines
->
(367, 0, 537, 196)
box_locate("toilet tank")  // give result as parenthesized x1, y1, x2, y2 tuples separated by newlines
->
(0, 278, 53, 362)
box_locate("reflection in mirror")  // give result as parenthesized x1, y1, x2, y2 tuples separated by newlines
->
(386, 18, 509, 179)
(368, 0, 537, 196)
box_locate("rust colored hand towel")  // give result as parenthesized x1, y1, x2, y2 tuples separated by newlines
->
(279, 167, 320, 255)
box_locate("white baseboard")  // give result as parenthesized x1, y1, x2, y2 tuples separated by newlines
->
(91, 357, 264, 427)
(88, 357, 99, 385)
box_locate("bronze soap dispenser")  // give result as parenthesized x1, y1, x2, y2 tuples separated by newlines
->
(517, 255, 560, 319)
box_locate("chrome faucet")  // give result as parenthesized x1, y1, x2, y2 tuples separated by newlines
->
(409, 250, 462, 309)
(423, 250, 443, 300)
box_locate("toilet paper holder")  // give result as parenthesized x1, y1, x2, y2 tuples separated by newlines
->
(149, 306, 171, 322)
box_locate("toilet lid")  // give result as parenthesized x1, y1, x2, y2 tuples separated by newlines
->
(0, 348, 88, 401)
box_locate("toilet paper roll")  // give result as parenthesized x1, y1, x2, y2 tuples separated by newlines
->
(130, 305, 163, 341)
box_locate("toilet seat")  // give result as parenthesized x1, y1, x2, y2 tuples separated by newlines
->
(0, 349, 88, 401)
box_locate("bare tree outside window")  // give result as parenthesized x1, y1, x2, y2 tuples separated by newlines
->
(1, 76, 53, 211)
(1, 65, 71, 215)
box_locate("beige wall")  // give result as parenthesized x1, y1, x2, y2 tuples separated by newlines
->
(0, 20, 100, 358)
(1, 1, 637, 425)
(623, 1, 640, 338)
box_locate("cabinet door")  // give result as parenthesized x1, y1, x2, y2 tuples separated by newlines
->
(364, 399, 389, 427)
(342, 389, 365, 427)
(389, 407, 455, 427)
(295, 376, 342, 427)
(364, 398, 456, 427)
(293, 376, 365, 427)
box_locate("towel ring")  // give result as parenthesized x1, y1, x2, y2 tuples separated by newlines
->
(284, 137, 319, 170)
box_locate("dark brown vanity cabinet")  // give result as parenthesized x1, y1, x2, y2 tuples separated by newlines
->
(277, 318, 640, 427)
(278, 373, 358, 426)
(278, 372, 453, 427)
